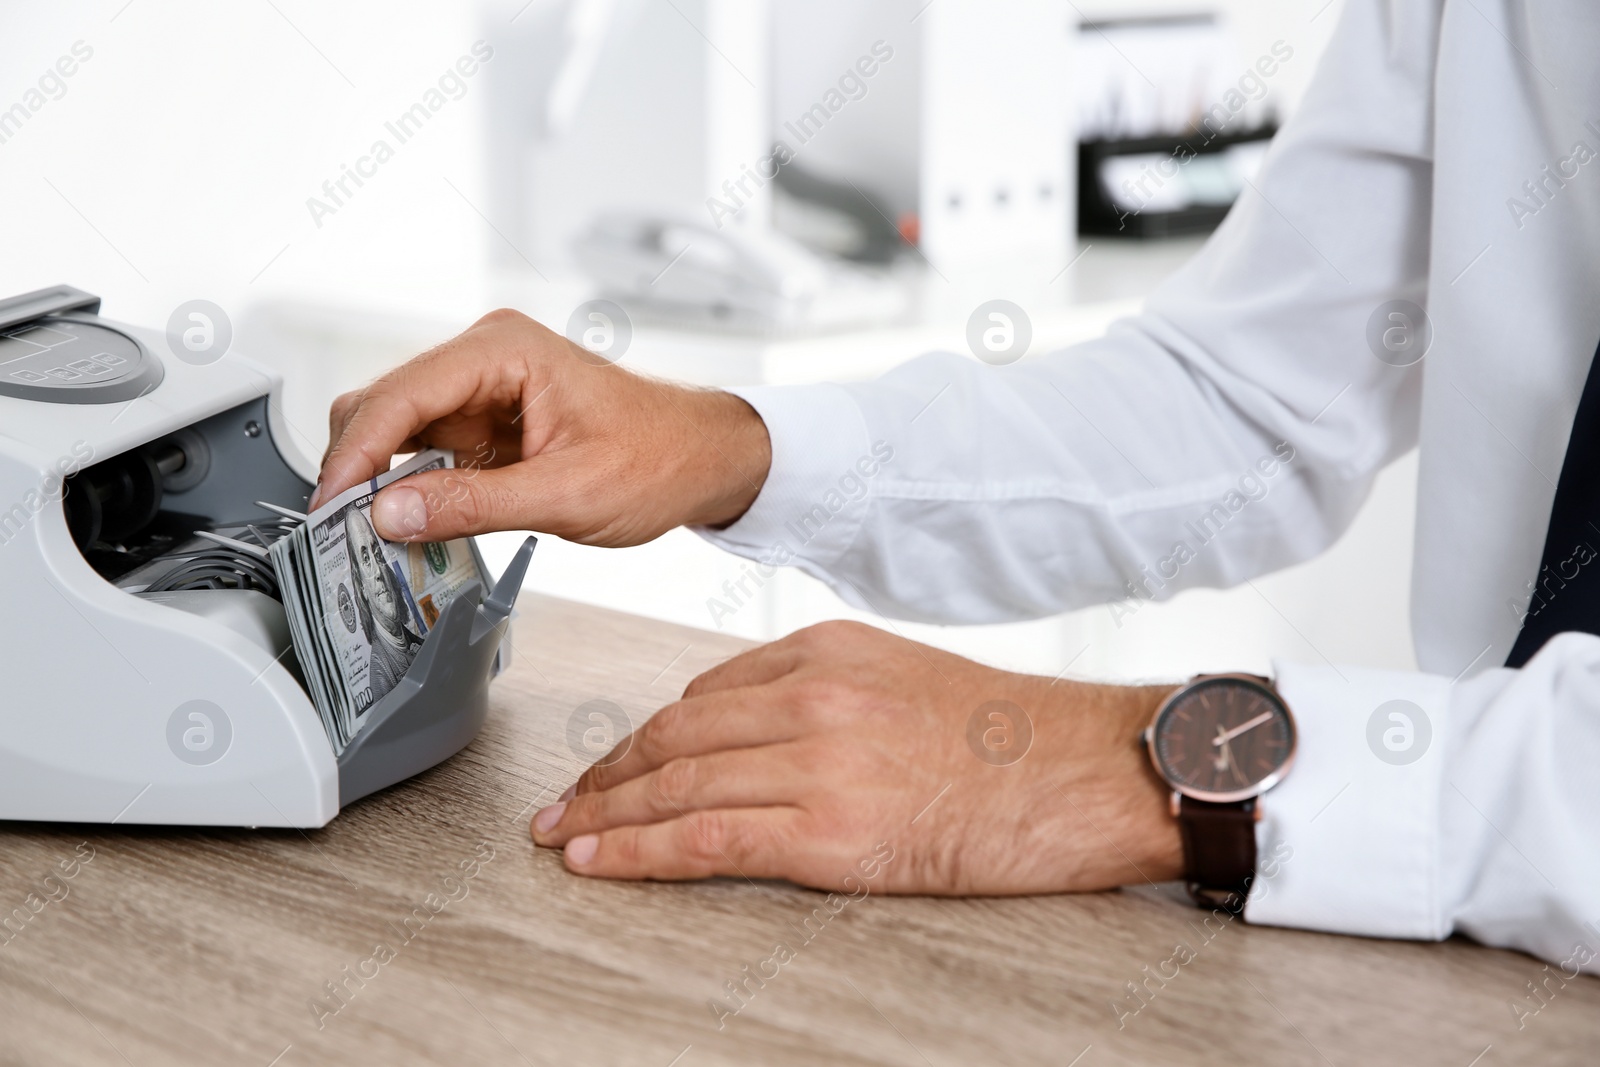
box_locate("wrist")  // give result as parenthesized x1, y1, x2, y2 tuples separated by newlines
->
(1121, 683, 1188, 883)
(680, 390, 772, 528)
(1029, 676, 1186, 888)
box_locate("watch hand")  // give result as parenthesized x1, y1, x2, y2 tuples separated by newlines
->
(1212, 710, 1274, 746)
(1213, 725, 1232, 772)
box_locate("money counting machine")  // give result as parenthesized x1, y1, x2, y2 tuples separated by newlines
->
(0, 285, 532, 827)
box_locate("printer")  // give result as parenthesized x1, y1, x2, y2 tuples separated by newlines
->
(0, 284, 531, 827)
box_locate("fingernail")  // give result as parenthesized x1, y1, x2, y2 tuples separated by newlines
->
(533, 802, 566, 834)
(373, 485, 427, 540)
(559, 784, 576, 802)
(307, 484, 323, 511)
(565, 834, 599, 866)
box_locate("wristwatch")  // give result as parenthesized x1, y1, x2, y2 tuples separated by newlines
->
(1142, 673, 1297, 913)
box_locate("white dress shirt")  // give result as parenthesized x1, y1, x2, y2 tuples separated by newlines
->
(700, 0, 1600, 973)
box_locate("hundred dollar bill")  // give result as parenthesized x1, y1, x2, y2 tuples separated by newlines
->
(269, 449, 490, 754)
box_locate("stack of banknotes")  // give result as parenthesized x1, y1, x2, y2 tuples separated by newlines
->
(267, 449, 491, 755)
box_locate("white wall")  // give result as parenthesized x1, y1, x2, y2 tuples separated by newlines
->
(0, 2, 493, 344)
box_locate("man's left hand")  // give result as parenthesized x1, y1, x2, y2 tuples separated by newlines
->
(531, 621, 1183, 895)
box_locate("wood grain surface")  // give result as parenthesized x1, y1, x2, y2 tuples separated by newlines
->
(0, 594, 1596, 1066)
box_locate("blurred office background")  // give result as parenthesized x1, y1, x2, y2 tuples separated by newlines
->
(0, 0, 1418, 683)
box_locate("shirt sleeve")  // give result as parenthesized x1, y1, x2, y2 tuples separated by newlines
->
(1253, 635, 1600, 978)
(699, 0, 1441, 624)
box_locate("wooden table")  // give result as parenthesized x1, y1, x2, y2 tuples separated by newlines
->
(2, 595, 1596, 1066)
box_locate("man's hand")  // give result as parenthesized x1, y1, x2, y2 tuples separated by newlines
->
(532, 621, 1184, 895)
(313, 309, 771, 544)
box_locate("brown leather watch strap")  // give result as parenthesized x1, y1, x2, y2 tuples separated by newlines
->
(1177, 795, 1257, 913)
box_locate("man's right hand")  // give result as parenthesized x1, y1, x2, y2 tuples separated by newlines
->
(312, 308, 772, 545)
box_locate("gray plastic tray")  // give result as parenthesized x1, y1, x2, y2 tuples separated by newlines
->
(336, 535, 536, 807)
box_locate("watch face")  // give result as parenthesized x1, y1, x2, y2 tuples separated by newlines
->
(1149, 677, 1296, 803)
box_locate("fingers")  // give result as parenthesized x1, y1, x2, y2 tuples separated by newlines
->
(680, 641, 802, 700)
(369, 446, 626, 540)
(368, 462, 543, 540)
(315, 334, 531, 507)
(576, 686, 803, 796)
(316, 376, 430, 508)
(323, 387, 367, 470)
(550, 806, 806, 881)
(534, 743, 803, 847)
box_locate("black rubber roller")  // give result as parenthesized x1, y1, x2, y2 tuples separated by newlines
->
(64, 447, 166, 547)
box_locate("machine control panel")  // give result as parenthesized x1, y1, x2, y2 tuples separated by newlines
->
(0, 285, 164, 404)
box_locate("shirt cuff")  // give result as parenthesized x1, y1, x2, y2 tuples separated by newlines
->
(695, 383, 879, 573)
(1244, 660, 1453, 940)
